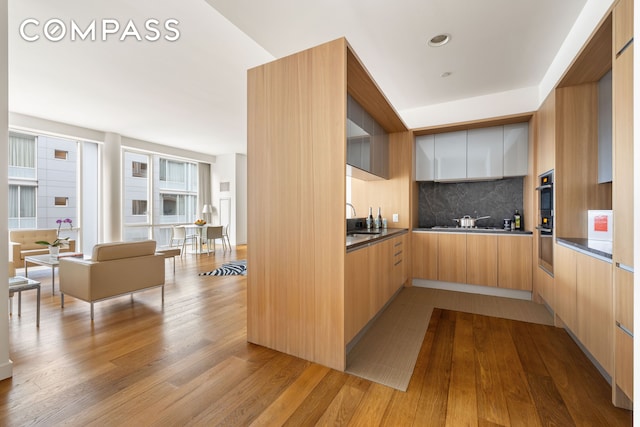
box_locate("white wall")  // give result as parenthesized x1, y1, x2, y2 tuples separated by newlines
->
(235, 154, 247, 244)
(0, 0, 12, 381)
(211, 153, 247, 246)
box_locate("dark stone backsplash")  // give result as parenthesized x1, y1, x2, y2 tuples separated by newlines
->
(418, 178, 524, 229)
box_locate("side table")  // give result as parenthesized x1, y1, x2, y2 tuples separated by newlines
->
(9, 276, 41, 327)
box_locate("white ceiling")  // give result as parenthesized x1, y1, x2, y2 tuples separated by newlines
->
(8, 0, 591, 156)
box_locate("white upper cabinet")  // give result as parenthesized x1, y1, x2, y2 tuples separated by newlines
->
(434, 131, 467, 181)
(415, 122, 529, 181)
(415, 134, 435, 181)
(467, 126, 503, 179)
(503, 122, 529, 177)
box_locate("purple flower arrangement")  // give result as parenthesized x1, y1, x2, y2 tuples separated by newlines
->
(57, 218, 73, 235)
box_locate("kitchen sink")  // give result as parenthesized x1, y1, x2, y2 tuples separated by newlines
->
(347, 230, 382, 237)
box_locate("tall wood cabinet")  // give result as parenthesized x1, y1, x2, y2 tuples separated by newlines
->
(612, 0, 634, 408)
(247, 38, 408, 371)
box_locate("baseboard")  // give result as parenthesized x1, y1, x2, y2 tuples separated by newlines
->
(412, 279, 533, 301)
(0, 359, 13, 381)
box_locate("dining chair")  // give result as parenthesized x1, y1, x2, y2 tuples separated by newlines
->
(204, 226, 225, 255)
(222, 224, 231, 251)
(170, 226, 199, 257)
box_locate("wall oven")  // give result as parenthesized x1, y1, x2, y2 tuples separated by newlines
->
(536, 170, 554, 275)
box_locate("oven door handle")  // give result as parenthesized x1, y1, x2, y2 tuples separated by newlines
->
(536, 226, 553, 234)
(536, 184, 553, 191)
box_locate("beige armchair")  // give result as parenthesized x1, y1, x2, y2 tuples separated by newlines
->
(59, 240, 165, 320)
(10, 229, 76, 269)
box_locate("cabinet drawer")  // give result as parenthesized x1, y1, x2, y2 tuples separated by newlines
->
(614, 266, 633, 332)
(615, 326, 633, 400)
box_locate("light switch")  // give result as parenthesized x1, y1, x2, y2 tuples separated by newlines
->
(392, 213, 399, 223)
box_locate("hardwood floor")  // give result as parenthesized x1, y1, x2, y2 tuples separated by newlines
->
(0, 246, 632, 426)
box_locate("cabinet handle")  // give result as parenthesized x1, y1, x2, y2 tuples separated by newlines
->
(616, 321, 634, 338)
(615, 262, 634, 273)
(394, 250, 403, 257)
(394, 242, 403, 247)
(394, 259, 403, 267)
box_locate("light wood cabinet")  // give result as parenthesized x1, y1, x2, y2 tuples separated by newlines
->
(615, 327, 633, 400)
(611, 23, 633, 407)
(614, 267, 633, 333)
(554, 244, 577, 331)
(413, 232, 532, 292)
(466, 234, 497, 287)
(536, 91, 556, 175)
(438, 233, 467, 283)
(613, 0, 633, 55)
(613, 266, 634, 407)
(497, 235, 532, 291)
(345, 233, 408, 344)
(345, 248, 370, 343)
(576, 253, 612, 374)
(613, 45, 634, 268)
(412, 232, 438, 280)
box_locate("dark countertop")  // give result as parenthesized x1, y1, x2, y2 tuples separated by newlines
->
(346, 228, 408, 251)
(413, 227, 532, 235)
(556, 237, 612, 261)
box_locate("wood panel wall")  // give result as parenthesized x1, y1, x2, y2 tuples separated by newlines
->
(555, 84, 601, 239)
(247, 38, 347, 370)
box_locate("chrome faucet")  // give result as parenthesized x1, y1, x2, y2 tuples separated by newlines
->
(346, 203, 357, 218)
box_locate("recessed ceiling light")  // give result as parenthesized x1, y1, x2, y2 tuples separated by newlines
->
(428, 34, 451, 47)
(440, 71, 452, 78)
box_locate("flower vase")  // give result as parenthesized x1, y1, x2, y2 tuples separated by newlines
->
(49, 246, 60, 258)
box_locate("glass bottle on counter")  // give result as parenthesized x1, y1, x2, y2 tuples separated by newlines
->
(513, 209, 521, 230)
(375, 207, 382, 230)
(367, 207, 374, 230)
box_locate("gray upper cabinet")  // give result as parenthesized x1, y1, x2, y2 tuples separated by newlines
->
(503, 122, 529, 177)
(598, 70, 612, 183)
(434, 131, 467, 181)
(467, 126, 503, 180)
(415, 122, 529, 181)
(415, 134, 435, 181)
(346, 94, 388, 180)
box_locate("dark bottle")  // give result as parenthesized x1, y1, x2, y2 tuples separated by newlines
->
(513, 209, 521, 230)
(367, 207, 374, 230)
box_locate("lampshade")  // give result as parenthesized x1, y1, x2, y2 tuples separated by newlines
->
(202, 204, 213, 214)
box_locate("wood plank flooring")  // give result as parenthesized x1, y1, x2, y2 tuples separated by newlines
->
(0, 245, 632, 426)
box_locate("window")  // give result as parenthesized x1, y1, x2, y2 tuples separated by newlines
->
(161, 193, 196, 219)
(159, 157, 197, 192)
(132, 200, 147, 215)
(159, 159, 184, 183)
(54, 150, 68, 160)
(9, 133, 36, 179)
(54, 197, 69, 206)
(123, 151, 199, 245)
(132, 161, 147, 178)
(8, 185, 36, 229)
